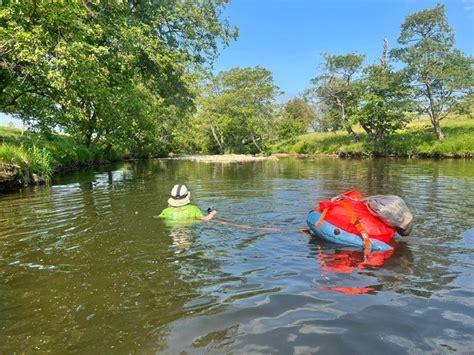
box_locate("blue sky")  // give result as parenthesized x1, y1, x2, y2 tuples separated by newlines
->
(213, 0, 474, 96)
(1, 0, 473, 126)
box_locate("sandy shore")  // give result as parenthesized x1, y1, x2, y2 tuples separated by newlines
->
(173, 154, 278, 163)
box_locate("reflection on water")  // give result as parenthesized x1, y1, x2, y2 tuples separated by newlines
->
(0, 158, 473, 353)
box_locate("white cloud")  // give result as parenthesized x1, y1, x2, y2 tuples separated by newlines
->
(462, 0, 474, 13)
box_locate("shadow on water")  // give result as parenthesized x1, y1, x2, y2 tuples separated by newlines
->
(1, 157, 473, 353)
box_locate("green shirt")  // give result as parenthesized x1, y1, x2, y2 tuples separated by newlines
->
(158, 205, 204, 225)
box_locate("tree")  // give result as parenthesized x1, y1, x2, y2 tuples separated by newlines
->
(357, 40, 413, 141)
(392, 4, 474, 140)
(197, 66, 280, 154)
(358, 65, 413, 141)
(300, 88, 334, 132)
(0, 1, 237, 153)
(277, 97, 316, 139)
(311, 53, 365, 140)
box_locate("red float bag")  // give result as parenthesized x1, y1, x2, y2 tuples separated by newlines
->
(318, 190, 396, 243)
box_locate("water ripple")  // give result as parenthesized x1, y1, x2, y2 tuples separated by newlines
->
(0, 158, 473, 353)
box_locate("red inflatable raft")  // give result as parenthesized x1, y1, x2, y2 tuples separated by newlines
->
(318, 189, 396, 243)
(307, 190, 406, 250)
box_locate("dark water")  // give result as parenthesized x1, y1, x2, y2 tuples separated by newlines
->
(1, 158, 473, 354)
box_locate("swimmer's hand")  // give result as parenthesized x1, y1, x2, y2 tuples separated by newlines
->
(201, 209, 217, 222)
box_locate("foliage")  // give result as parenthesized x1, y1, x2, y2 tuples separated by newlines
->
(0, 143, 52, 183)
(0, 125, 130, 184)
(391, 4, 474, 140)
(27, 145, 52, 182)
(450, 93, 474, 119)
(277, 97, 316, 140)
(196, 66, 281, 154)
(311, 53, 365, 140)
(357, 63, 414, 141)
(300, 89, 336, 132)
(0, 1, 236, 152)
(272, 117, 474, 158)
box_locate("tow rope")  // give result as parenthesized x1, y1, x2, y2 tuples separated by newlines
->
(212, 218, 280, 232)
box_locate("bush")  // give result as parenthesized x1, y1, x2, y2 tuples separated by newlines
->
(272, 118, 474, 158)
(27, 145, 53, 181)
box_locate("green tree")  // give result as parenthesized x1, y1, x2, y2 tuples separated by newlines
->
(358, 64, 413, 141)
(357, 40, 413, 141)
(392, 4, 474, 140)
(0, 1, 236, 153)
(197, 66, 280, 154)
(277, 97, 316, 139)
(300, 89, 334, 132)
(311, 53, 365, 140)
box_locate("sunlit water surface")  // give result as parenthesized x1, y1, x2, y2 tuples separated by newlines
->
(1, 158, 473, 353)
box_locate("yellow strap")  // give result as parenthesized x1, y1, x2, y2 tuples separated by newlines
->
(340, 200, 358, 225)
(340, 200, 372, 248)
(316, 208, 329, 228)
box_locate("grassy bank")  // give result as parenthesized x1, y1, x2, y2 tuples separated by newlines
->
(0, 126, 126, 186)
(272, 118, 474, 158)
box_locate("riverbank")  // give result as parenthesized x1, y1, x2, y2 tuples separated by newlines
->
(2, 117, 473, 188)
(272, 118, 474, 158)
(0, 126, 125, 188)
(174, 154, 278, 163)
(0, 126, 279, 188)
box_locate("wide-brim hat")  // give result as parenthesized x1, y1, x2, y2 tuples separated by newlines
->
(168, 184, 191, 207)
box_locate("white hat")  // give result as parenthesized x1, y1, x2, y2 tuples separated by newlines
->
(168, 184, 191, 207)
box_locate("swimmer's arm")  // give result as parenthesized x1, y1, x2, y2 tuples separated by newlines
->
(201, 210, 217, 222)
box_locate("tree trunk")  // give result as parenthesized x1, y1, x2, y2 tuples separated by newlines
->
(380, 38, 388, 68)
(336, 97, 359, 141)
(432, 116, 444, 141)
(84, 129, 92, 147)
(104, 143, 113, 156)
(359, 122, 372, 138)
(210, 123, 224, 153)
(251, 135, 263, 153)
(425, 82, 445, 140)
(85, 110, 97, 147)
(346, 126, 359, 141)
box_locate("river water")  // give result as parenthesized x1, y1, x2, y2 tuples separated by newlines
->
(0, 158, 473, 353)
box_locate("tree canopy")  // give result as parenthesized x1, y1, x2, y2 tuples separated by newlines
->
(1, 1, 472, 159)
(277, 97, 316, 140)
(196, 66, 280, 154)
(357, 63, 413, 141)
(0, 1, 237, 153)
(391, 4, 473, 140)
(311, 53, 365, 140)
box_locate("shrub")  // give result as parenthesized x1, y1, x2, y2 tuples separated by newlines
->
(27, 145, 53, 181)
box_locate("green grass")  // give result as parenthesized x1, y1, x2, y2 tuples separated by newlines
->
(273, 118, 474, 158)
(0, 144, 31, 184)
(0, 126, 126, 184)
(27, 146, 53, 182)
(0, 144, 28, 165)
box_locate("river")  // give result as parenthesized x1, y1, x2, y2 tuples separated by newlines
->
(1, 158, 473, 353)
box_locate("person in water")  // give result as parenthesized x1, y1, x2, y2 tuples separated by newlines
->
(159, 184, 216, 222)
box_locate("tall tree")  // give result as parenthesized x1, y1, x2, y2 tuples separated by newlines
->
(357, 39, 413, 141)
(277, 97, 316, 139)
(197, 66, 280, 154)
(0, 1, 237, 152)
(311, 53, 365, 140)
(358, 64, 413, 141)
(392, 4, 473, 140)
